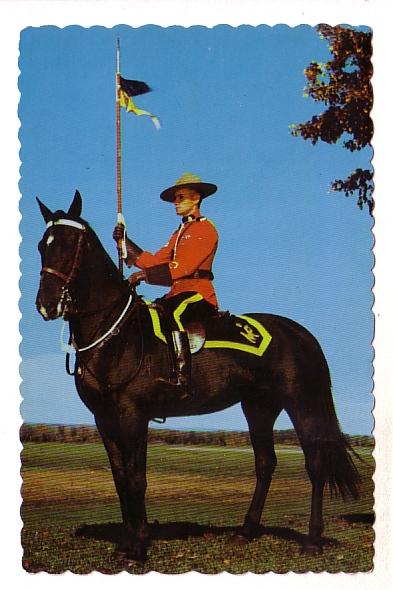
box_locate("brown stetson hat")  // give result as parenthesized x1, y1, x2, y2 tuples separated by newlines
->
(160, 172, 217, 202)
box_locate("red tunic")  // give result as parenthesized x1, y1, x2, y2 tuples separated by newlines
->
(135, 217, 219, 307)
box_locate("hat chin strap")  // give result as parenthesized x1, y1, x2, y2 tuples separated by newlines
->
(181, 215, 207, 223)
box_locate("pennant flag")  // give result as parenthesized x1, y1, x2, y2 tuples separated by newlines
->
(119, 77, 160, 129)
(119, 77, 151, 97)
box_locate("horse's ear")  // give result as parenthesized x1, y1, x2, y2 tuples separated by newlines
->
(68, 190, 83, 218)
(36, 197, 53, 224)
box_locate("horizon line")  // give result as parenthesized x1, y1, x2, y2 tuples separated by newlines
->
(21, 421, 374, 438)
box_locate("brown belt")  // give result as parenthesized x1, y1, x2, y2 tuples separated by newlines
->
(185, 270, 214, 280)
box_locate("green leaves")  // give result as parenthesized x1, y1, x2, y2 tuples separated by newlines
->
(331, 169, 374, 214)
(291, 25, 373, 214)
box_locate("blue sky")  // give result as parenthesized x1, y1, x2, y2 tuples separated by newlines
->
(19, 24, 373, 434)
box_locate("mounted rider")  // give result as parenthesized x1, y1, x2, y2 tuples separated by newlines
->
(113, 172, 219, 397)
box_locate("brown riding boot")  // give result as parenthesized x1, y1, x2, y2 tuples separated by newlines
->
(156, 330, 191, 399)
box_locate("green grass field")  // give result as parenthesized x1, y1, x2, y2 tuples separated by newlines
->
(21, 441, 374, 574)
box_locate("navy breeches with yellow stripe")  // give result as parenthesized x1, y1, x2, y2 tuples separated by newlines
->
(157, 291, 217, 333)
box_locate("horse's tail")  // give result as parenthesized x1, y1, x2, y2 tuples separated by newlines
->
(314, 431, 361, 501)
(286, 332, 362, 501)
(306, 380, 362, 501)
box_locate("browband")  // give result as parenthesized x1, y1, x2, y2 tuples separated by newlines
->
(46, 219, 85, 231)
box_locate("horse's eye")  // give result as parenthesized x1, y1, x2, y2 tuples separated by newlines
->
(46, 234, 55, 246)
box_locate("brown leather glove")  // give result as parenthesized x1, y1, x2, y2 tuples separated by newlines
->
(113, 224, 125, 242)
(128, 270, 146, 286)
(113, 225, 143, 266)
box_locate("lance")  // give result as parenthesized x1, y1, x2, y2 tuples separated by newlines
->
(116, 38, 125, 275)
(114, 39, 160, 274)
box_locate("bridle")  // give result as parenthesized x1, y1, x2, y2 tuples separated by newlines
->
(41, 219, 86, 315)
(40, 218, 138, 356)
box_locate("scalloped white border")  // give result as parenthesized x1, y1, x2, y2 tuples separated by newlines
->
(2, 1, 391, 588)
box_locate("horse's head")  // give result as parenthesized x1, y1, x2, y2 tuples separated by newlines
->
(36, 190, 87, 320)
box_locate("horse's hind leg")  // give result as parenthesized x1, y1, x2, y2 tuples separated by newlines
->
(303, 445, 325, 554)
(234, 398, 281, 542)
(286, 406, 325, 554)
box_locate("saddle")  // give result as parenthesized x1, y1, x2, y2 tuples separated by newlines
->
(147, 304, 272, 357)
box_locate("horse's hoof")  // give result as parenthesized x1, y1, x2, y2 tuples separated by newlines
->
(114, 547, 147, 566)
(123, 557, 145, 568)
(301, 542, 323, 556)
(114, 551, 146, 568)
(227, 534, 250, 546)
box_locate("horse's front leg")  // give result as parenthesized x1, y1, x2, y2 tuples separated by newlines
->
(117, 415, 149, 563)
(96, 412, 149, 563)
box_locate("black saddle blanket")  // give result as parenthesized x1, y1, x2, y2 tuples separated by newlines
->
(147, 306, 272, 357)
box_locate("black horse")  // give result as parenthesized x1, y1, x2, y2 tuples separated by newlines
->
(35, 191, 360, 563)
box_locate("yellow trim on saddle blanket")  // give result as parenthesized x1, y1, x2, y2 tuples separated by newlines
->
(146, 302, 272, 357)
(204, 314, 272, 357)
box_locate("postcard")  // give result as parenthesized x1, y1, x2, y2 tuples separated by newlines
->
(2, 0, 391, 587)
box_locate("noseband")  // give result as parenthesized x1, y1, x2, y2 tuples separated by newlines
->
(40, 219, 86, 313)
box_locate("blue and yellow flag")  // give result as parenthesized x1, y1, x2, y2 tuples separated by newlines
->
(119, 76, 160, 129)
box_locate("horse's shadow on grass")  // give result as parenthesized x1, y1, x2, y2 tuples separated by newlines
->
(339, 512, 375, 525)
(75, 521, 338, 550)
